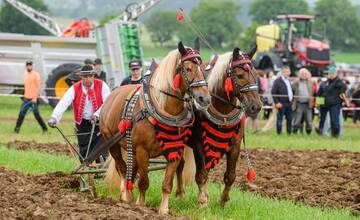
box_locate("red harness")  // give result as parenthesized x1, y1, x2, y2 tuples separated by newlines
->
(200, 115, 246, 170)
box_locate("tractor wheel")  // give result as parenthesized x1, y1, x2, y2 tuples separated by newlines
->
(46, 63, 82, 108)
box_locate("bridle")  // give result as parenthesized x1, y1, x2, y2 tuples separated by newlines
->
(161, 48, 208, 102)
(226, 54, 258, 108)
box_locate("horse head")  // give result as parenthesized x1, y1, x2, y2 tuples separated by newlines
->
(175, 38, 210, 110)
(228, 44, 262, 117)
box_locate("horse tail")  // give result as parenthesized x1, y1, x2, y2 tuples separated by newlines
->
(104, 155, 121, 196)
(182, 147, 196, 187)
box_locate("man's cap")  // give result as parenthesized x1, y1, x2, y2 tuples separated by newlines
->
(77, 64, 96, 76)
(94, 58, 102, 65)
(25, 60, 33, 65)
(324, 65, 337, 74)
(84, 58, 94, 65)
(129, 60, 142, 70)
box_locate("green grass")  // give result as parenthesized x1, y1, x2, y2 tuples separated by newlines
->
(0, 97, 74, 143)
(0, 146, 77, 174)
(246, 126, 360, 152)
(333, 52, 360, 64)
(0, 145, 357, 220)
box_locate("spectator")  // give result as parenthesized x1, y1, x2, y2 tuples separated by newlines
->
(247, 70, 264, 133)
(352, 84, 360, 123)
(263, 69, 275, 119)
(94, 58, 107, 82)
(292, 68, 314, 134)
(14, 61, 48, 134)
(120, 60, 143, 86)
(271, 66, 293, 134)
(316, 65, 348, 138)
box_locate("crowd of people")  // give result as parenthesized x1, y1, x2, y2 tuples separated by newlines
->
(253, 65, 360, 138)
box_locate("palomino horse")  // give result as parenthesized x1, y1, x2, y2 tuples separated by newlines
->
(100, 39, 211, 214)
(185, 46, 262, 208)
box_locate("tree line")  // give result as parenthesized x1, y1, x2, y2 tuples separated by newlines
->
(146, 0, 360, 52)
(0, 0, 359, 52)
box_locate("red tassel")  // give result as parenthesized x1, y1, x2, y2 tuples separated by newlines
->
(224, 77, 233, 100)
(173, 73, 181, 90)
(177, 10, 184, 21)
(246, 168, 256, 181)
(240, 115, 247, 123)
(118, 119, 132, 134)
(126, 180, 134, 191)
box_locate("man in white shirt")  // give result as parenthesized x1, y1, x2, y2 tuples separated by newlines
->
(271, 66, 294, 134)
(48, 64, 111, 161)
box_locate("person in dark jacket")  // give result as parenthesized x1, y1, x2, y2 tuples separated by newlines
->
(271, 66, 293, 134)
(94, 58, 107, 82)
(316, 65, 348, 138)
(351, 84, 360, 123)
(120, 60, 143, 86)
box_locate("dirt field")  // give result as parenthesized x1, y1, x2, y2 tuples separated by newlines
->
(6, 140, 72, 156)
(0, 167, 185, 220)
(5, 141, 360, 216)
(210, 148, 360, 215)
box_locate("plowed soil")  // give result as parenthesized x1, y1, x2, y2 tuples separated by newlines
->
(6, 140, 72, 156)
(210, 148, 360, 215)
(0, 167, 184, 220)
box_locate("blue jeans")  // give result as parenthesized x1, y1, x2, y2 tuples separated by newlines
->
(318, 104, 341, 136)
(276, 105, 292, 134)
(19, 99, 39, 116)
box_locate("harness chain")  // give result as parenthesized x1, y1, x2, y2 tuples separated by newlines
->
(123, 90, 140, 191)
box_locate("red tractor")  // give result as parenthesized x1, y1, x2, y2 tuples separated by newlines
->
(254, 14, 331, 76)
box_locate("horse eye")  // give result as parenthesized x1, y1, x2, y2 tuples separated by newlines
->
(237, 74, 244, 79)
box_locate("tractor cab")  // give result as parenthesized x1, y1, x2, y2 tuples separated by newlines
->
(255, 14, 331, 76)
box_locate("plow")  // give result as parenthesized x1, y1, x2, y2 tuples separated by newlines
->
(54, 125, 167, 197)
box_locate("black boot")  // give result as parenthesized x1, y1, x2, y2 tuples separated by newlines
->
(14, 114, 25, 133)
(331, 128, 340, 138)
(306, 129, 312, 135)
(315, 127, 322, 135)
(34, 112, 48, 132)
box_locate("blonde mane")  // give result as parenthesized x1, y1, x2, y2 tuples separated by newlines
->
(150, 49, 181, 106)
(207, 52, 232, 93)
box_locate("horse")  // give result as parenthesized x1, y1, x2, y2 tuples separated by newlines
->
(183, 45, 262, 208)
(99, 39, 211, 214)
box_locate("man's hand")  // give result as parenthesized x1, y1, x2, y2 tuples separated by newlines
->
(90, 115, 98, 124)
(275, 103, 282, 109)
(31, 98, 37, 104)
(47, 117, 57, 128)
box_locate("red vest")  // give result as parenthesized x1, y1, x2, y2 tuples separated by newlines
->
(73, 79, 103, 124)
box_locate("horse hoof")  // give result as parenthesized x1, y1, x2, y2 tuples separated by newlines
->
(176, 191, 185, 199)
(158, 208, 169, 215)
(199, 202, 208, 209)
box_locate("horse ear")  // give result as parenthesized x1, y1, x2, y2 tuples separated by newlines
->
(232, 47, 240, 60)
(194, 37, 200, 51)
(178, 41, 187, 56)
(246, 43, 257, 59)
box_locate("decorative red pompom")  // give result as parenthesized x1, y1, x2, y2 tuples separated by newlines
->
(177, 11, 184, 21)
(126, 180, 134, 191)
(118, 119, 132, 134)
(240, 114, 247, 123)
(173, 73, 182, 90)
(246, 168, 256, 181)
(224, 77, 233, 100)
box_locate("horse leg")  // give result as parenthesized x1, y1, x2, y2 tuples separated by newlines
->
(159, 160, 181, 215)
(194, 149, 209, 208)
(220, 143, 240, 206)
(175, 158, 185, 199)
(135, 147, 149, 206)
(109, 146, 130, 203)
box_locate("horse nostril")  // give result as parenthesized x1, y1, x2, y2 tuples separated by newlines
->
(198, 96, 204, 103)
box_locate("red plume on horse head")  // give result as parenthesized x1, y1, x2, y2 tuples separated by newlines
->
(174, 38, 202, 90)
